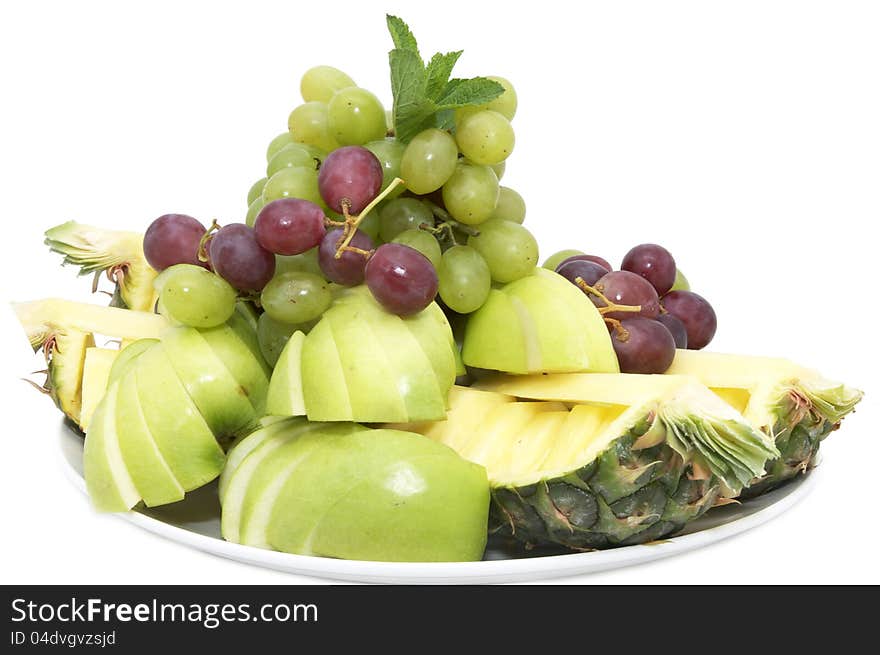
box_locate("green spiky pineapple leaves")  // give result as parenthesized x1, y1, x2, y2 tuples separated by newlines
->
(386, 15, 504, 142)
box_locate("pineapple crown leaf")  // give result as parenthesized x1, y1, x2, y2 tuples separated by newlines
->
(44, 221, 144, 275)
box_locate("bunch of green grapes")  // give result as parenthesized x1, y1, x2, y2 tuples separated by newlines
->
(242, 66, 536, 362)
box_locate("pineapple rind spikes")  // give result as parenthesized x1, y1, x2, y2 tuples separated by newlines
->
(13, 298, 169, 348)
(44, 221, 158, 312)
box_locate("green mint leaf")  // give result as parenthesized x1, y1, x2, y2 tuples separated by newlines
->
(425, 51, 463, 101)
(434, 109, 456, 132)
(389, 48, 434, 142)
(436, 77, 504, 109)
(386, 15, 420, 60)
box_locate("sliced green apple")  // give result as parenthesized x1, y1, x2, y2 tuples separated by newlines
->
(135, 343, 226, 490)
(264, 331, 307, 417)
(107, 338, 157, 384)
(462, 268, 619, 374)
(83, 382, 141, 512)
(199, 322, 270, 417)
(300, 317, 353, 421)
(115, 369, 184, 506)
(160, 326, 257, 438)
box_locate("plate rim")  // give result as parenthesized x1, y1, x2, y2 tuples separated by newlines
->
(59, 426, 818, 584)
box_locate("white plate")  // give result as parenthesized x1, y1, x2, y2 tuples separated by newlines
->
(60, 423, 816, 584)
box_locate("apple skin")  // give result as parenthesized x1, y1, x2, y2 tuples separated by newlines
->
(107, 338, 157, 384)
(462, 268, 619, 375)
(222, 422, 490, 562)
(115, 368, 184, 506)
(134, 343, 225, 491)
(299, 287, 453, 423)
(160, 326, 263, 438)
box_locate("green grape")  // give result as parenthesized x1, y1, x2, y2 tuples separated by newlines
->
(260, 271, 332, 324)
(455, 110, 515, 165)
(357, 211, 381, 241)
(257, 312, 317, 366)
(490, 161, 506, 181)
(400, 128, 459, 194)
(378, 197, 435, 242)
(392, 229, 442, 268)
(266, 143, 319, 178)
(247, 177, 268, 207)
(467, 219, 538, 283)
(365, 138, 406, 199)
(275, 248, 323, 277)
(542, 249, 585, 271)
(299, 143, 328, 164)
(437, 245, 492, 314)
(287, 102, 339, 152)
(441, 162, 499, 226)
(155, 264, 237, 328)
(262, 166, 324, 207)
(327, 87, 387, 146)
(490, 186, 526, 224)
(266, 132, 296, 161)
(670, 268, 691, 292)
(300, 65, 356, 103)
(456, 76, 518, 122)
(246, 196, 266, 227)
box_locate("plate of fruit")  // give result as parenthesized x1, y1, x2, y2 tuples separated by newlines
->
(14, 16, 862, 583)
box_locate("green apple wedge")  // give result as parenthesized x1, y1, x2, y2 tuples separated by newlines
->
(221, 420, 491, 562)
(264, 331, 307, 417)
(160, 326, 264, 439)
(107, 338, 158, 384)
(298, 288, 453, 423)
(83, 382, 141, 512)
(115, 368, 185, 506)
(462, 268, 619, 374)
(134, 343, 226, 491)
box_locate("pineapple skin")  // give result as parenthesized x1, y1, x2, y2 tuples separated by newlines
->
(489, 418, 722, 550)
(738, 400, 836, 499)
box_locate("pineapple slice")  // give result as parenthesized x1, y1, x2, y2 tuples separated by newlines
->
(80, 347, 119, 431)
(14, 298, 169, 429)
(666, 350, 863, 496)
(395, 378, 777, 550)
(44, 221, 158, 311)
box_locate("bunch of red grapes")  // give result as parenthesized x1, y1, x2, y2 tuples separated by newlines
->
(554, 245, 717, 374)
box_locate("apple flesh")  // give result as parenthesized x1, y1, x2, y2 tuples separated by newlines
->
(221, 420, 490, 562)
(462, 268, 619, 374)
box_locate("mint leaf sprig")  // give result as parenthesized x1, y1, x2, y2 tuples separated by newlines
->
(386, 15, 504, 142)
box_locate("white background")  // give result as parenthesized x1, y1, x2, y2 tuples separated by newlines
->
(1, 0, 877, 584)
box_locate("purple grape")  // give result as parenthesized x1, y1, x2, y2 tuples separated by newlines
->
(621, 243, 677, 295)
(365, 243, 439, 316)
(254, 198, 326, 256)
(318, 228, 374, 285)
(556, 259, 609, 288)
(661, 290, 717, 350)
(610, 317, 676, 374)
(656, 313, 688, 349)
(556, 254, 612, 274)
(143, 214, 207, 271)
(318, 146, 383, 214)
(208, 223, 275, 292)
(593, 270, 660, 320)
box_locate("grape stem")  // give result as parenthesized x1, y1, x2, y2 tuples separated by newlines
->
(603, 317, 630, 342)
(334, 177, 405, 259)
(423, 201, 482, 237)
(574, 277, 642, 315)
(198, 220, 222, 263)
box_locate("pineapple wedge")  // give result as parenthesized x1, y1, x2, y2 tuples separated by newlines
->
(79, 347, 119, 431)
(44, 221, 158, 312)
(666, 350, 863, 497)
(395, 378, 778, 550)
